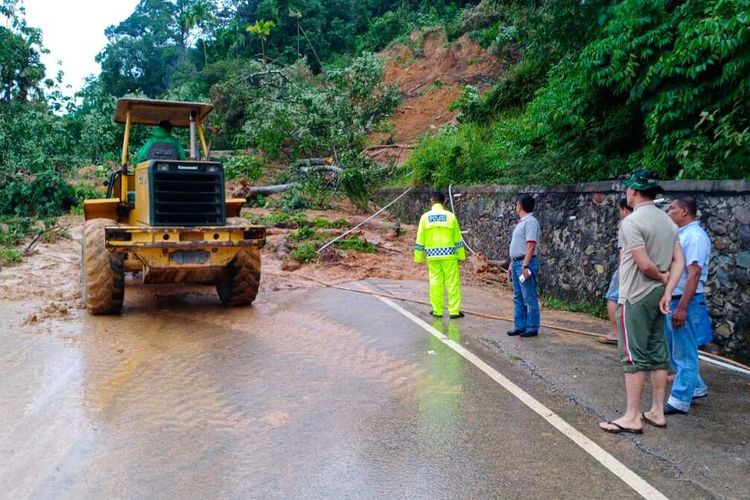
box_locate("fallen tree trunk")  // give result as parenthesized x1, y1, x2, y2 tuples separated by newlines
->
(298, 165, 343, 174)
(363, 144, 415, 151)
(245, 183, 301, 199)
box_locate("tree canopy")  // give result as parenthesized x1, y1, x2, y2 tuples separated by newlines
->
(1, 0, 748, 220)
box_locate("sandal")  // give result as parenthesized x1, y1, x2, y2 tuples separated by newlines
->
(596, 337, 618, 345)
(641, 412, 667, 428)
(599, 421, 643, 434)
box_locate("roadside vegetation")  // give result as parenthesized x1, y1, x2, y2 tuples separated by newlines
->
(244, 210, 375, 264)
(409, 0, 750, 186)
(2, 0, 747, 260)
(540, 294, 608, 321)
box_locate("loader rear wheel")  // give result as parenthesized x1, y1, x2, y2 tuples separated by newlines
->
(81, 218, 124, 315)
(216, 248, 261, 306)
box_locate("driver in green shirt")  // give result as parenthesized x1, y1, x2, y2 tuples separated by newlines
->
(135, 120, 187, 163)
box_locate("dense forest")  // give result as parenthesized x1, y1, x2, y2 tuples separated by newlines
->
(1, 0, 749, 254)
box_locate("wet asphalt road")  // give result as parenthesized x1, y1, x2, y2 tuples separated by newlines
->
(0, 279, 746, 498)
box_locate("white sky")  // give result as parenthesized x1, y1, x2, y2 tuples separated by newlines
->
(24, 0, 140, 95)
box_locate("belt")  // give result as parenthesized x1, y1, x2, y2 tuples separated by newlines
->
(511, 255, 536, 261)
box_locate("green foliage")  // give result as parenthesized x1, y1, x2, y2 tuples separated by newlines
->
(291, 241, 318, 262)
(69, 184, 102, 215)
(583, 0, 750, 178)
(358, 11, 405, 52)
(0, 1, 46, 103)
(222, 155, 265, 181)
(246, 19, 275, 61)
(335, 152, 383, 211)
(246, 193, 268, 208)
(334, 235, 377, 253)
(411, 0, 750, 186)
(232, 53, 399, 159)
(448, 85, 480, 122)
(0, 169, 75, 217)
(290, 225, 316, 241)
(0, 216, 35, 246)
(0, 247, 21, 266)
(96, 0, 216, 97)
(259, 210, 300, 227)
(312, 217, 350, 229)
(541, 294, 608, 320)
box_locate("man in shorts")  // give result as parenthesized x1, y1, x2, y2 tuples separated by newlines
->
(599, 170, 685, 434)
(598, 197, 633, 344)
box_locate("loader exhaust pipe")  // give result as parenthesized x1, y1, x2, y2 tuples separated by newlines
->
(190, 110, 198, 160)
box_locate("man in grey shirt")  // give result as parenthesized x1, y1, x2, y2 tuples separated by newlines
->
(507, 194, 541, 337)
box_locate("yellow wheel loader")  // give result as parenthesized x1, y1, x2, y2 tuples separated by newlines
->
(81, 98, 265, 314)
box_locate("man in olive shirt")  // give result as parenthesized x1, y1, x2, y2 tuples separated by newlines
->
(600, 170, 685, 434)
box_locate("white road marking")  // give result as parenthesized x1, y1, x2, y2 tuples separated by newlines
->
(359, 284, 669, 500)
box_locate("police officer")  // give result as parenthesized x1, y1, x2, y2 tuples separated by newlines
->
(414, 191, 466, 318)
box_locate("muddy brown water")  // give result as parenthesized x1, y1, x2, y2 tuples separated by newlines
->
(0, 282, 635, 498)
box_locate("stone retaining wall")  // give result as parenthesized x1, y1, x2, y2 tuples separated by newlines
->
(376, 180, 750, 363)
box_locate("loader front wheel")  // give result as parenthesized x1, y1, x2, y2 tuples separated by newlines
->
(216, 248, 261, 306)
(82, 218, 124, 314)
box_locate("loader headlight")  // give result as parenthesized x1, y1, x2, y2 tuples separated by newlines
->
(157, 163, 170, 172)
(207, 165, 219, 173)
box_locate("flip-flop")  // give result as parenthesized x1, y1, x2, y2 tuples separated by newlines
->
(596, 337, 618, 345)
(599, 421, 643, 434)
(641, 412, 667, 428)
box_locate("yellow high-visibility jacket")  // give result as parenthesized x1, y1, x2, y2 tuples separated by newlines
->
(414, 203, 466, 263)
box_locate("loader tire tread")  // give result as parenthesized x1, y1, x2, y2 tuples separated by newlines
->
(217, 217, 261, 306)
(82, 218, 124, 315)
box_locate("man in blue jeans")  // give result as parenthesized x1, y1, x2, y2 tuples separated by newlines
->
(507, 194, 541, 337)
(664, 194, 712, 415)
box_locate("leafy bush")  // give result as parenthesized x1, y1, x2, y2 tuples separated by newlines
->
(0, 247, 21, 266)
(291, 241, 318, 263)
(290, 225, 316, 241)
(334, 235, 377, 254)
(359, 11, 407, 52)
(0, 217, 35, 246)
(223, 155, 264, 181)
(0, 170, 75, 217)
(312, 218, 350, 229)
(69, 183, 102, 215)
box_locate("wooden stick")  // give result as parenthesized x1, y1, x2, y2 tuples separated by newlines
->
(23, 223, 64, 254)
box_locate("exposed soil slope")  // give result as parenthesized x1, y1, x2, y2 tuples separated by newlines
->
(369, 29, 506, 164)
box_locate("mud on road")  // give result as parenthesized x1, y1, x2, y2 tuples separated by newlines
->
(0, 207, 505, 325)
